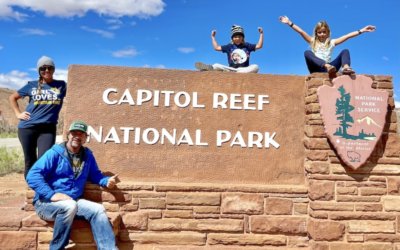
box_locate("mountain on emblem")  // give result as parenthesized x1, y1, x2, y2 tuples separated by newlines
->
(357, 116, 382, 128)
(317, 75, 388, 169)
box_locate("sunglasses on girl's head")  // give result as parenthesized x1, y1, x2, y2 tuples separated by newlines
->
(39, 66, 54, 71)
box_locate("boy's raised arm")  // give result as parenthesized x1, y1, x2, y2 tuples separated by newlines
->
(211, 30, 222, 51)
(256, 27, 264, 50)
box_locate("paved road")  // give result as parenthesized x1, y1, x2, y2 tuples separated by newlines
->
(0, 138, 21, 148)
(0, 135, 63, 148)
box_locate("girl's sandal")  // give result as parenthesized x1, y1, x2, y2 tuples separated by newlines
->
(342, 67, 355, 75)
(326, 65, 337, 78)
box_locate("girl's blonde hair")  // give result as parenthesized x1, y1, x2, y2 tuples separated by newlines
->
(311, 20, 331, 50)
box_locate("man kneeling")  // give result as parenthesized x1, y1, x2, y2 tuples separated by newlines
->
(27, 120, 119, 250)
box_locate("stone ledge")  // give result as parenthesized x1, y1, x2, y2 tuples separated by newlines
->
(85, 182, 309, 194)
(21, 212, 120, 232)
(0, 231, 37, 250)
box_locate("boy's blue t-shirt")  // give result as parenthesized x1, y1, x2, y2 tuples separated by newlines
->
(221, 42, 257, 68)
(17, 80, 67, 128)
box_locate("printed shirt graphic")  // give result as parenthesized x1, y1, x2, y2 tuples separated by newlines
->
(311, 39, 336, 63)
(17, 80, 67, 128)
(221, 43, 256, 68)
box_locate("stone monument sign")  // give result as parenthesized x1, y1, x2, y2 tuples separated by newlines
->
(64, 66, 306, 184)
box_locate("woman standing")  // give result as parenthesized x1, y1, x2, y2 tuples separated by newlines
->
(9, 56, 67, 178)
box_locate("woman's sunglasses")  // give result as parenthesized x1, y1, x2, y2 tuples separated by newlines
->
(39, 66, 54, 71)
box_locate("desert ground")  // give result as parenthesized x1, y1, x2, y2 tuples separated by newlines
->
(0, 172, 26, 208)
(0, 172, 28, 227)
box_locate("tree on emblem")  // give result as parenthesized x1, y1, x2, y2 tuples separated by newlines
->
(333, 85, 376, 140)
(334, 85, 355, 139)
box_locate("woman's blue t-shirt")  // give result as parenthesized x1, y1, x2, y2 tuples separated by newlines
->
(17, 80, 67, 128)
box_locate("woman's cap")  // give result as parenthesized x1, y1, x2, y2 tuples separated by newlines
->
(37, 56, 55, 71)
(69, 120, 88, 134)
(231, 25, 244, 38)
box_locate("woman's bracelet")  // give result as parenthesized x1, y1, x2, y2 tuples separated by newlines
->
(358, 30, 362, 35)
(290, 22, 294, 27)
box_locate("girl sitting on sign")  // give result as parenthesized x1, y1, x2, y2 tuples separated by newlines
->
(279, 16, 375, 78)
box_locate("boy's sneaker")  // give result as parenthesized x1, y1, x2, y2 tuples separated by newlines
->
(195, 62, 213, 71)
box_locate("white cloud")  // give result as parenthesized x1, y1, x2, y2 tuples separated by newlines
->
(0, 68, 68, 90)
(53, 68, 68, 82)
(177, 47, 195, 54)
(142, 64, 165, 69)
(0, 3, 29, 21)
(0, 45, 3, 50)
(29, 67, 68, 82)
(106, 18, 123, 30)
(0, 70, 32, 90)
(20, 28, 53, 36)
(382, 56, 389, 62)
(81, 26, 114, 38)
(112, 47, 139, 58)
(0, 0, 165, 20)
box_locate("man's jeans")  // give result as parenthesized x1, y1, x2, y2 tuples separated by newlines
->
(34, 199, 117, 250)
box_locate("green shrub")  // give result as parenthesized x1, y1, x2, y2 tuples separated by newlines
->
(0, 146, 24, 176)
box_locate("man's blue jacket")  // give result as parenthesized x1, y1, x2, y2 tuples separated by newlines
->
(26, 143, 110, 203)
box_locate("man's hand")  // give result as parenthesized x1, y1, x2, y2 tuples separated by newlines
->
(107, 174, 120, 189)
(50, 193, 73, 201)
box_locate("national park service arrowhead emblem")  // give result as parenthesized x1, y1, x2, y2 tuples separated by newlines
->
(317, 75, 389, 169)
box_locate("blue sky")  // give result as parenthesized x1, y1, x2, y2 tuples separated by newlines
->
(0, 0, 399, 105)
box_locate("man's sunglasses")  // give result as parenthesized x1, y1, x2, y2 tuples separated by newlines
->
(39, 66, 54, 71)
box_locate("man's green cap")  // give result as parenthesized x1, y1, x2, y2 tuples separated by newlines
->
(69, 120, 88, 133)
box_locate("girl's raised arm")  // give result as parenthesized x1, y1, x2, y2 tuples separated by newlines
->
(279, 16, 313, 44)
(334, 25, 376, 46)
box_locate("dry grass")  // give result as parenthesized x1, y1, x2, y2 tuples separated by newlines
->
(0, 147, 24, 176)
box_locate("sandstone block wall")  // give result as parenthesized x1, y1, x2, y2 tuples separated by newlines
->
(305, 73, 400, 250)
(0, 73, 398, 250)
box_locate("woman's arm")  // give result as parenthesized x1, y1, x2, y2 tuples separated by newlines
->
(9, 91, 30, 120)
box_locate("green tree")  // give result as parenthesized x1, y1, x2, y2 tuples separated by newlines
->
(335, 85, 354, 137)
